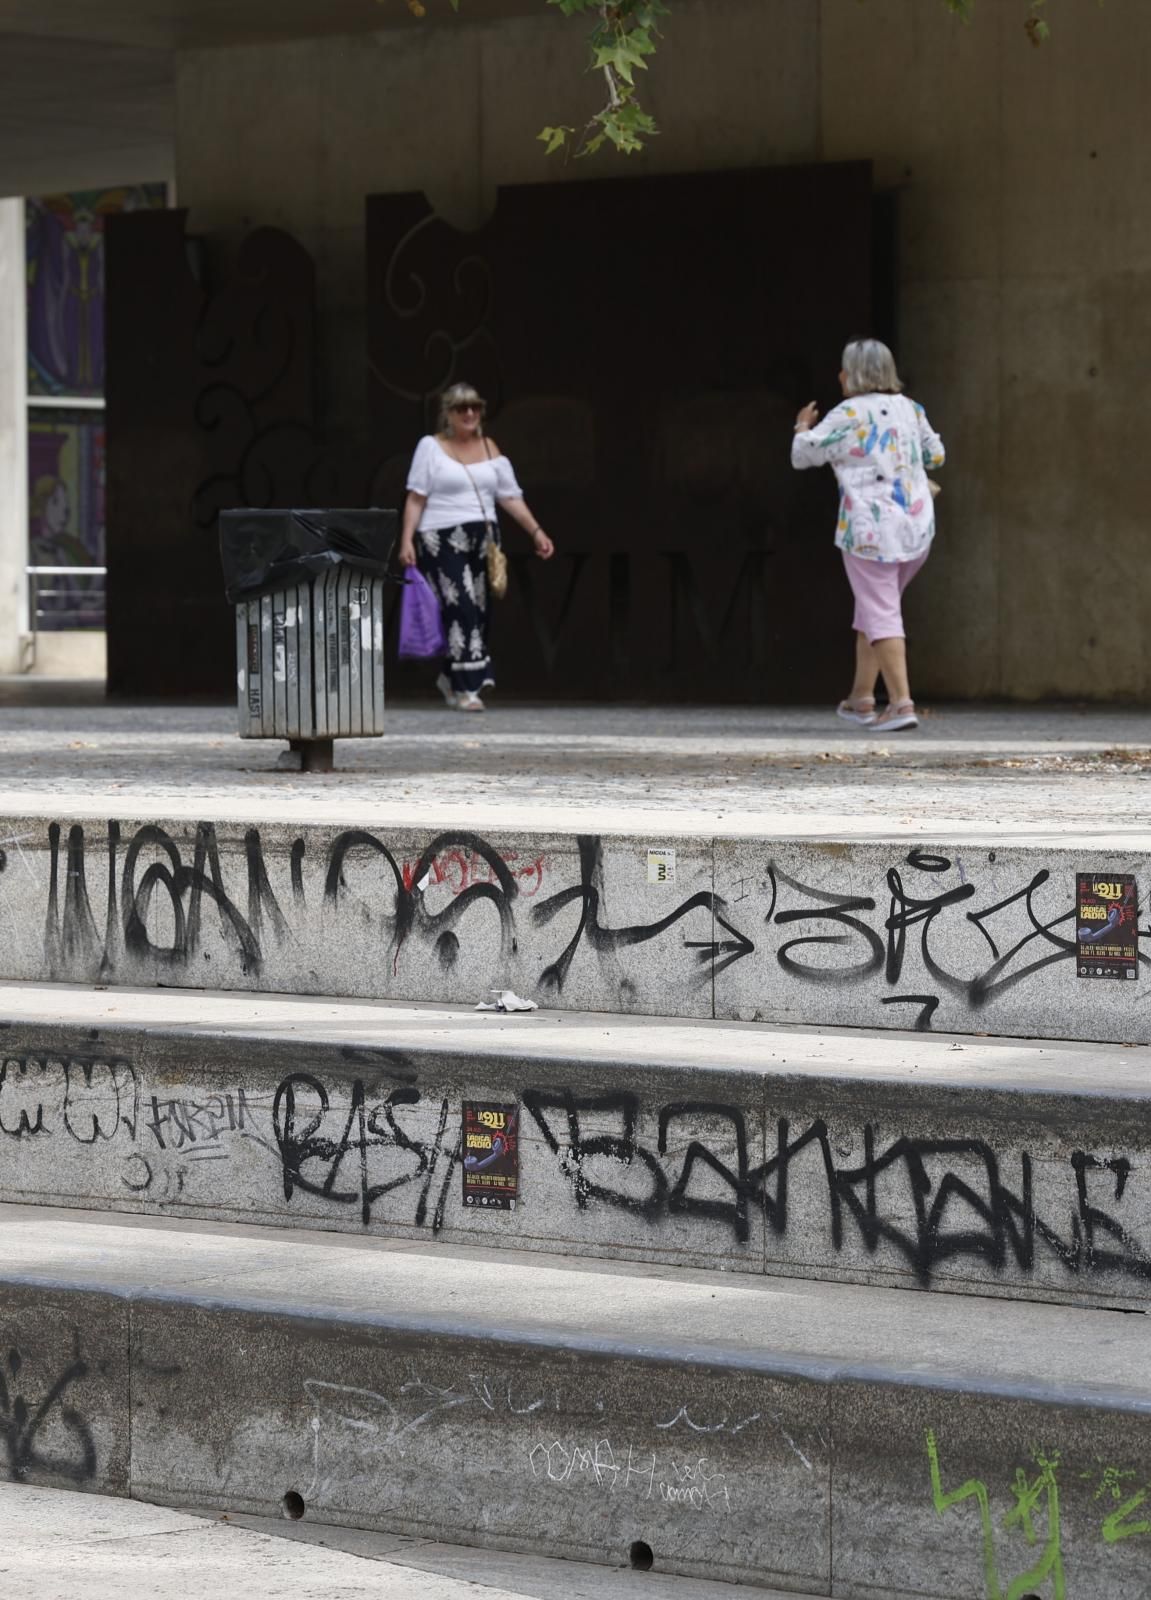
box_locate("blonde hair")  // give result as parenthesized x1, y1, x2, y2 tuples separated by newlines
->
(841, 338, 903, 397)
(438, 382, 486, 434)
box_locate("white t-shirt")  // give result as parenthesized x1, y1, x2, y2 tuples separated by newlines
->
(406, 435, 525, 531)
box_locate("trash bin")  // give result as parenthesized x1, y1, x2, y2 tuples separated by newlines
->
(220, 508, 398, 766)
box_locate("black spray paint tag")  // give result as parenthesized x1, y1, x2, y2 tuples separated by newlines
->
(1076, 873, 1139, 980)
(462, 1103, 519, 1210)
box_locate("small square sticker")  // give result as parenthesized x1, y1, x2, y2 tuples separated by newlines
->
(647, 847, 676, 886)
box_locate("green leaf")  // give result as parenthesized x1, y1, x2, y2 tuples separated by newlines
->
(592, 36, 652, 85)
(538, 124, 573, 155)
(577, 132, 608, 158)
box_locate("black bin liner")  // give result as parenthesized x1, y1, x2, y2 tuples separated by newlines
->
(220, 508, 399, 604)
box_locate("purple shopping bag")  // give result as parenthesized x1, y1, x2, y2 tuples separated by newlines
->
(398, 568, 447, 659)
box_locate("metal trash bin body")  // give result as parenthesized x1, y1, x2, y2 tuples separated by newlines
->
(221, 508, 396, 744)
(236, 569, 387, 740)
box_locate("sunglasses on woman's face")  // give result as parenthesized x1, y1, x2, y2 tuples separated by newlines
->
(451, 403, 482, 414)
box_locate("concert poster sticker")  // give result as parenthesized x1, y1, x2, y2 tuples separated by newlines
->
(1076, 873, 1139, 980)
(462, 1103, 519, 1210)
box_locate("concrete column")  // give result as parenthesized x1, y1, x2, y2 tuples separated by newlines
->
(0, 197, 28, 673)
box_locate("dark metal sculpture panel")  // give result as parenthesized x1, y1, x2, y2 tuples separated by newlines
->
(367, 164, 876, 702)
(105, 214, 329, 698)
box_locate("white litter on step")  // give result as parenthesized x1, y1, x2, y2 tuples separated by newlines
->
(476, 990, 539, 1013)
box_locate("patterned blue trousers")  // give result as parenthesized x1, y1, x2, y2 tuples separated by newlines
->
(417, 520, 493, 695)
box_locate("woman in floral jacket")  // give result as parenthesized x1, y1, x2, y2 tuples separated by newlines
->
(792, 338, 945, 731)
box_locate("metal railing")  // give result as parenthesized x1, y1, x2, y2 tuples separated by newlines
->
(24, 565, 108, 671)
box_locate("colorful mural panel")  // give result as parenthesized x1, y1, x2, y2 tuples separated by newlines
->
(27, 414, 107, 630)
(25, 183, 167, 398)
(24, 182, 166, 632)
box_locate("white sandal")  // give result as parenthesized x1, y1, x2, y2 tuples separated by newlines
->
(435, 673, 457, 708)
(456, 691, 485, 714)
(870, 699, 918, 732)
(836, 697, 877, 726)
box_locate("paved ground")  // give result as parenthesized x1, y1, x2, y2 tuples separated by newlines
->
(1, 682, 1149, 839)
(3, 981, 1143, 1093)
(0, 1483, 800, 1599)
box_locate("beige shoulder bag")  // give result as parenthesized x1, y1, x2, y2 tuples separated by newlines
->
(450, 439, 508, 601)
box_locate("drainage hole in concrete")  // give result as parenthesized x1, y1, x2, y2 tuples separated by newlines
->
(282, 1491, 306, 1520)
(629, 1541, 654, 1571)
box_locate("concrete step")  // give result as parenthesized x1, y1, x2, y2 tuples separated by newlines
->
(2, 1206, 1148, 1598)
(0, 810, 1147, 1043)
(1, 1481, 805, 1600)
(3, 982, 1150, 1310)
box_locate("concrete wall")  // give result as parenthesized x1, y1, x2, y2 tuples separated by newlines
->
(3, 1014, 1149, 1307)
(174, 0, 818, 453)
(0, 813, 1149, 1043)
(820, 0, 1151, 699)
(174, 0, 1151, 700)
(26, 630, 107, 679)
(5, 1221, 1151, 1596)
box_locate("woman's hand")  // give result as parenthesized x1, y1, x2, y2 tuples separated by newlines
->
(399, 491, 426, 568)
(795, 401, 820, 432)
(532, 530, 555, 560)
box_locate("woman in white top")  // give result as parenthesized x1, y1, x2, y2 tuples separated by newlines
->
(792, 338, 945, 732)
(399, 383, 554, 712)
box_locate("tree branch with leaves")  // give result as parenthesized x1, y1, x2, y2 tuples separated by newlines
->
(392, 0, 1069, 159)
(538, 1, 667, 158)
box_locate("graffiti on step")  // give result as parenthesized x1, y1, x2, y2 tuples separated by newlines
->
(765, 847, 1119, 1019)
(2, 1053, 1148, 1290)
(302, 1367, 761, 1515)
(9, 820, 1144, 1025)
(0, 1055, 139, 1144)
(521, 1088, 1151, 1285)
(274, 1072, 459, 1230)
(0, 1344, 97, 1485)
(926, 1429, 1150, 1598)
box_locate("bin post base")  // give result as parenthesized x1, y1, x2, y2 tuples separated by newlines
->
(289, 738, 335, 774)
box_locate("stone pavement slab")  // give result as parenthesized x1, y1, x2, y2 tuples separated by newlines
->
(3, 977, 1146, 1093)
(2, 1205, 1146, 1394)
(0, 1483, 797, 1599)
(2, 698, 1151, 841)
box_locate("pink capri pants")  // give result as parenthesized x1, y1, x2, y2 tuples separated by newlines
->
(842, 550, 928, 643)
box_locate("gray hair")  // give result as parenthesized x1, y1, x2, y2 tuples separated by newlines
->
(438, 382, 486, 434)
(841, 338, 903, 397)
